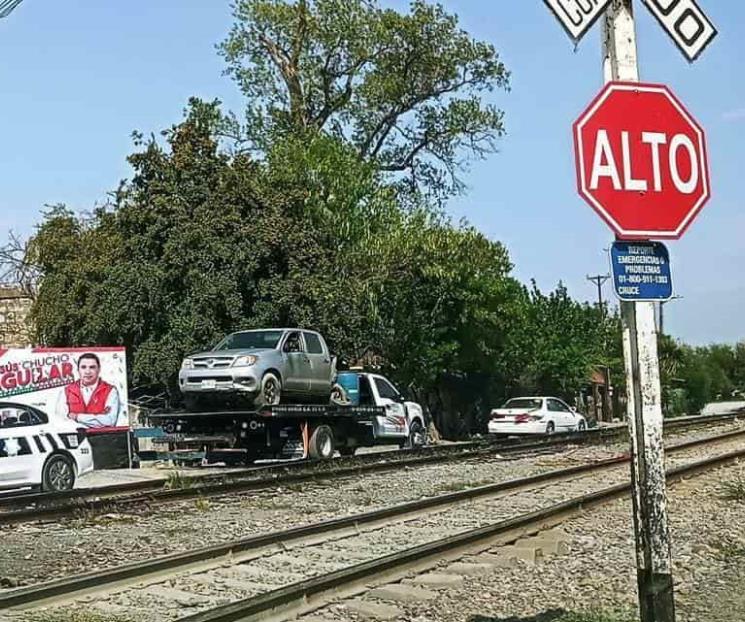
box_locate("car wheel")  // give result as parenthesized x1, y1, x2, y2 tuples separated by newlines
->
(546, 421, 556, 435)
(308, 425, 334, 460)
(577, 419, 587, 432)
(405, 420, 426, 449)
(255, 372, 281, 408)
(42, 454, 76, 492)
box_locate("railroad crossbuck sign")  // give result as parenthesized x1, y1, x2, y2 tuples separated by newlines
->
(573, 81, 710, 239)
(542, 0, 611, 42)
(544, 0, 716, 62)
(642, 0, 717, 62)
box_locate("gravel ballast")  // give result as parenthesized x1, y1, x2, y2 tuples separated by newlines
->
(1, 421, 743, 591)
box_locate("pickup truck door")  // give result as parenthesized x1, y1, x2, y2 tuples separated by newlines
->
(281, 331, 311, 394)
(372, 376, 407, 437)
(302, 331, 332, 396)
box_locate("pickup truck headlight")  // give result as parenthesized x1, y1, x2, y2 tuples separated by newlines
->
(181, 359, 194, 370)
(233, 355, 258, 367)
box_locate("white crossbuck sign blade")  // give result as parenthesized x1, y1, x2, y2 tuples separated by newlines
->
(543, 0, 612, 42)
(641, 0, 717, 62)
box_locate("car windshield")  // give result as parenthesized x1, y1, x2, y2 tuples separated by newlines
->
(213, 330, 283, 351)
(502, 398, 542, 410)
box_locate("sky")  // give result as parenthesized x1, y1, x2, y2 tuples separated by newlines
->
(0, 1, 742, 345)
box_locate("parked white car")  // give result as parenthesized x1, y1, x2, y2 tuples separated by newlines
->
(488, 396, 587, 436)
(0, 402, 94, 492)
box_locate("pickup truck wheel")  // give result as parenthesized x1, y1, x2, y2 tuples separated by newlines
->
(308, 425, 334, 460)
(405, 420, 426, 449)
(255, 373, 281, 408)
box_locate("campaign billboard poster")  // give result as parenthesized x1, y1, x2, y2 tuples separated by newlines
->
(0, 347, 129, 430)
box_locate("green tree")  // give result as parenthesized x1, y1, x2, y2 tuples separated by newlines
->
(508, 282, 622, 406)
(220, 0, 510, 198)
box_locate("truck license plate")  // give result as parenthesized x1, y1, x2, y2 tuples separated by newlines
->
(202, 379, 217, 389)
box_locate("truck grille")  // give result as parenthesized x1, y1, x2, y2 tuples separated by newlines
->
(187, 376, 233, 383)
(192, 356, 234, 369)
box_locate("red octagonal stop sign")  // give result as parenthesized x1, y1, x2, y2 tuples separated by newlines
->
(573, 81, 710, 239)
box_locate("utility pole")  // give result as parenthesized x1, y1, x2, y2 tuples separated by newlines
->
(603, 2, 676, 621)
(587, 273, 611, 421)
(587, 274, 610, 317)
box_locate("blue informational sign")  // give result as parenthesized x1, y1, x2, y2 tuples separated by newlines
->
(610, 241, 673, 302)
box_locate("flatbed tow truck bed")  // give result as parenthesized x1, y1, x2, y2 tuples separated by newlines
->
(140, 404, 388, 464)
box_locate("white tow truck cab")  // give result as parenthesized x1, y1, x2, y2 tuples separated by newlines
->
(334, 371, 426, 449)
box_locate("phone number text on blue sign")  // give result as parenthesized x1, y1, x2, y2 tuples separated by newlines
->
(610, 241, 673, 301)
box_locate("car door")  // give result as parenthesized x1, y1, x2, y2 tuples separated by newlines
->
(372, 376, 407, 436)
(280, 331, 311, 394)
(302, 331, 332, 396)
(547, 399, 573, 429)
(0, 407, 44, 489)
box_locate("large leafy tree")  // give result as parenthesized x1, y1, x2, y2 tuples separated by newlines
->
(508, 282, 623, 403)
(220, 0, 509, 197)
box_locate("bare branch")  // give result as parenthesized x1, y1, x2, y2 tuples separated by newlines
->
(0, 231, 39, 299)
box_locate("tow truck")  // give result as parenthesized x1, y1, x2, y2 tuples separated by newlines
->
(145, 370, 427, 464)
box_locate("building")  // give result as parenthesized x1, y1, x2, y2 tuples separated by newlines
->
(0, 286, 33, 348)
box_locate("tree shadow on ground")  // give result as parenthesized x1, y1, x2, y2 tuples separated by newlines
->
(470, 609, 569, 622)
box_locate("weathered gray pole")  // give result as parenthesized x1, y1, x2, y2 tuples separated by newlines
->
(602, 2, 676, 621)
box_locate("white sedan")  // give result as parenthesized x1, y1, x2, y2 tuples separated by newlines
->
(0, 402, 94, 493)
(488, 396, 587, 436)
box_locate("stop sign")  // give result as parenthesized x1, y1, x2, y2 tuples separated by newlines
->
(573, 81, 710, 239)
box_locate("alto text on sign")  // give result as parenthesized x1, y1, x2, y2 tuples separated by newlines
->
(543, 0, 611, 42)
(610, 241, 672, 301)
(574, 81, 710, 239)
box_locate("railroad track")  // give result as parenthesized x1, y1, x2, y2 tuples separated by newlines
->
(0, 410, 740, 525)
(2, 425, 743, 622)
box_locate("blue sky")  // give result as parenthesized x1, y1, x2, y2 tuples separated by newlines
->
(0, 1, 742, 345)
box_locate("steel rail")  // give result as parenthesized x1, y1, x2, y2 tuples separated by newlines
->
(179, 445, 745, 622)
(0, 410, 739, 525)
(2, 425, 743, 611)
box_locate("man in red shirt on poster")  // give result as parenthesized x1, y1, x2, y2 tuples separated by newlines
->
(55, 352, 121, 428)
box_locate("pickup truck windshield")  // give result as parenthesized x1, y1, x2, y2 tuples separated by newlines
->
(214, 330, 284, 350)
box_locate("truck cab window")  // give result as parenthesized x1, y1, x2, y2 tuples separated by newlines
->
(304, 332, 324, 354)
(358, 376, 373, 405)
(374, 378, 400, 401)
(283, 332, 304, 353)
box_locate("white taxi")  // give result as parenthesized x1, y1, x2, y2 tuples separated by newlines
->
(0, 402, 94, 492)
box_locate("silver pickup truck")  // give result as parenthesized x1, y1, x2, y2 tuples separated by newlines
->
(179, 328, 335, 409)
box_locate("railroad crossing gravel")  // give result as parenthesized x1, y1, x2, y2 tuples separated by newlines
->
(298, 460, 745, 622)
(2, 433, 744, 622)
(0, 420, 742, 592)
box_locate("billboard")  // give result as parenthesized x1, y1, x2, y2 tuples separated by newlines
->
(0, 347, 129, 430)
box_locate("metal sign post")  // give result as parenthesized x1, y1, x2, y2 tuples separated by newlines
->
(603, 2, 675, 620)
(544, 0, 716, 619)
